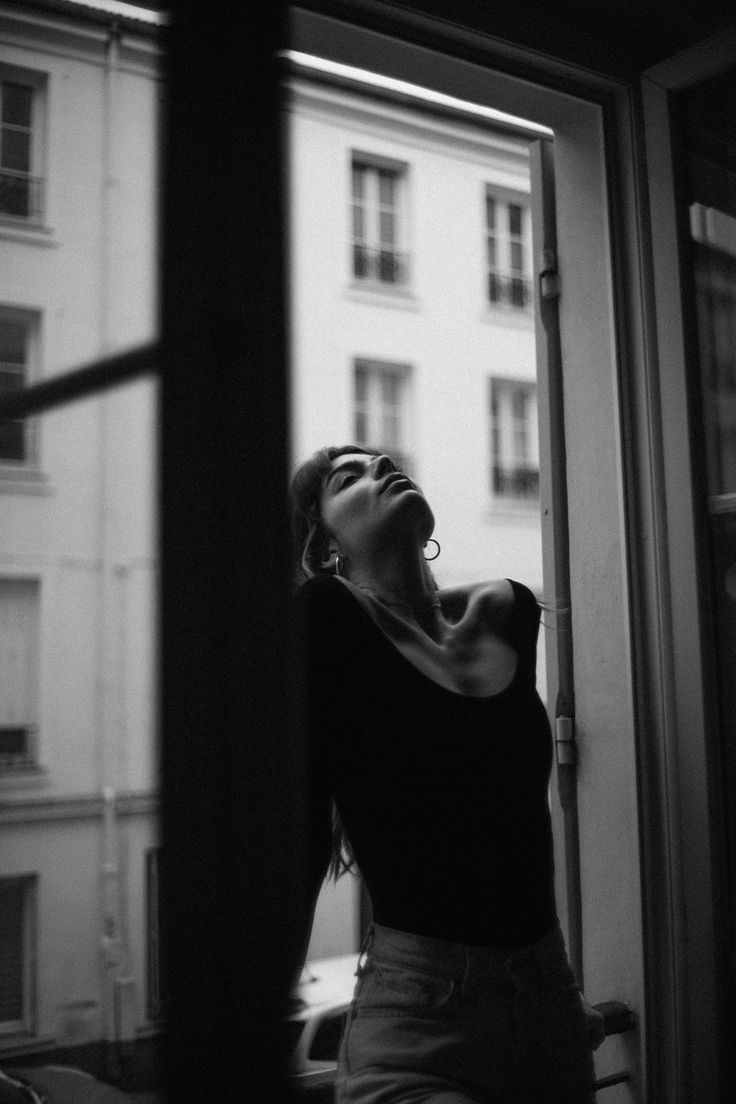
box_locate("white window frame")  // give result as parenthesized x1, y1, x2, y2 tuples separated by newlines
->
(353, 357, 412, 472)
(0, 874, 37, 1037)
(489, 376, 539, 503)
(350, 153, 409, 288)
(0, 65, 47, 226)
(484, 187, 533, 310)
(0, 307, 40, 473)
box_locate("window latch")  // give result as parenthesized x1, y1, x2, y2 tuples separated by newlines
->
(539, 248, 561, 299)
(555, 714, 575, 765)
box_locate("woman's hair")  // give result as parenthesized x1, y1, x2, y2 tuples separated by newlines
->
(291, 445, 381, 880)
(291, 444, 380, 581)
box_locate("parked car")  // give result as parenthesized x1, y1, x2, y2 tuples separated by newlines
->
(1, 1064, 134, 1104)
(289, 953, 357, 1098)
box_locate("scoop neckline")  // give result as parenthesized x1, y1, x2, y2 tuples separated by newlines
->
(330, 575, 522, 702)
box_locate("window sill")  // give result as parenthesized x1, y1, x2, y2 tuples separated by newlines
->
(344, 283, 421, 311)
(0, 467, 53, 495)
(0, 764, 51, 791)
(0, 218, 59, 248)
(0, 1034, 56, 1057)
(481, 305, 534, 329)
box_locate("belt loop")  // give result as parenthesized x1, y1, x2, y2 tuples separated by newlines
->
(355, 923, 375, 977)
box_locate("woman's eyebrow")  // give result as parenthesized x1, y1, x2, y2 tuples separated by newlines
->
(325, 459, 366, 487)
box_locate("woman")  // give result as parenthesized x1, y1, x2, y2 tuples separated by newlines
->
(292, 445, 604, 1104)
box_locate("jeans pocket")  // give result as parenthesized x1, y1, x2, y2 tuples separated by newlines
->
(355, 960, 455, 1018)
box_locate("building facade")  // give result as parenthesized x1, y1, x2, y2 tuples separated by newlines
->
(0, 0, 161, 1066)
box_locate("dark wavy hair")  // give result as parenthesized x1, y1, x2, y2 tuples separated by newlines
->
(291, 445, 382, 881)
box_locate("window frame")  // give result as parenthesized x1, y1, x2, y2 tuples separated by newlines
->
(488, 375, 539, 505)
(0, 306, 41, 474)
(349, 150, 409, 289)
(1, 2, 731, 1099)
(484, 186, 533, 311)
(0, 874, 37, 1038)
(353, 356, 413, 470)
(0, 64, 47, 228)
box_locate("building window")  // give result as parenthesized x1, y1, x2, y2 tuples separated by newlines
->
(0, 579, 40, 771)
(0, 71, 45, 222)
(146, 848, 166, 1022)
(351, 157, 408, 287)
(489, 378, 539, 501)
(354, 359, 412, 473)
(0, 310, 37, 466)
(0, 876, 36, 1036)
(485, 190, 532, 309)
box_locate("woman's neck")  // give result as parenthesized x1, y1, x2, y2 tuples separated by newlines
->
(346, 546, 436, 615)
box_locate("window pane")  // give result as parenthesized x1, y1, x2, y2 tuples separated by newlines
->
(508, 203, 522, 236)
(510, 240, 523, 273)
(1, 82, 32, 128)
(378, 169, 395, 206)
(0, 319, 26, 363)
(352, 203, 364, 240)
(1, 128, 31, 173)
(0, 880, 25, 1024)
(379, 210, 394, 245)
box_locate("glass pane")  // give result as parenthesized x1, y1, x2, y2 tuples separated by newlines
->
(1, 127, 31, 173)
(510, 240, 523, 273)
(352, 202, 364, 240)
(0, 318, 26, 362)
(286, 53, 548, 1082)
(508, 202, 522, 236)
(379, 210, 394, 245)
(2, 82, 32, 128)
(0, 9, 163, 1095)
(378, 168, 395, 206)
(680, 64, 736, 1013)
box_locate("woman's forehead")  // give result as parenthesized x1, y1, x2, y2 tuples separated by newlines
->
(329, 452, 372, 471)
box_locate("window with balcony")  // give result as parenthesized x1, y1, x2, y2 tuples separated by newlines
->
(0, 70, 45, 223)
(0, 579, 40, 772)
(0, 875, 36, 1036)
(485, 190, 531, 309)
(0, 310, 37, 468)
(354, 358, 412, 473)
(351, 157, 408, 288)
(489, 377, 539, 501)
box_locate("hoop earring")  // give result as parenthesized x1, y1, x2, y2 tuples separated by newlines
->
(335, 554, 346, 576)
(424, 538, 441, 561)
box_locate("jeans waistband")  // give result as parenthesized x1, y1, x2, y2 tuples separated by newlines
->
(359, 922, 574, 988)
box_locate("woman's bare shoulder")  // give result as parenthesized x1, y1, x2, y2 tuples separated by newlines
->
(439, 579, 514, 624)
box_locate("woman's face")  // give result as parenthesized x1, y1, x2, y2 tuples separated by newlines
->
(319, 452, 434, 562)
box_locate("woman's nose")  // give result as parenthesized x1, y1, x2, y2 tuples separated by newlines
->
(371, 454, 395, 478)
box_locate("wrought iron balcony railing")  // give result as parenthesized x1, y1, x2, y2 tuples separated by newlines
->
(488, 271, 532, 308)
(353, 244, 408, 286)
(0, 170, 44, 221)
(493, 463, 539, 499)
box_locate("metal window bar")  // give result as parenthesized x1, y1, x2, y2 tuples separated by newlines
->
(0, 342, 158, 421)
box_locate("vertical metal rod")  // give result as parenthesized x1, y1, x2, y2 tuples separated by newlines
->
(530, 138, 584, 988)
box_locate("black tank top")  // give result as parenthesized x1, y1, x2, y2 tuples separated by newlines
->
(297, 574, 557, 949)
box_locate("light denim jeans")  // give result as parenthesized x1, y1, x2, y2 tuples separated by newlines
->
(336, 922, 596, 1104)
